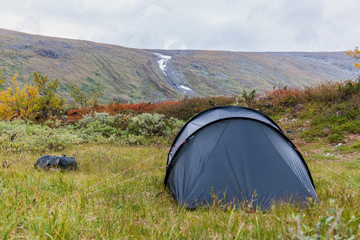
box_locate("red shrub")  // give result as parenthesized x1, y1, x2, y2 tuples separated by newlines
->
(154, 96, 236, 120)
(67, 101, 177, 120)
(260, 88, 306, 108)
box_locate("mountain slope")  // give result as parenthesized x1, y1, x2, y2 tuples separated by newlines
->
(0, 28, 359, 102)
(0, 28, 181, 102)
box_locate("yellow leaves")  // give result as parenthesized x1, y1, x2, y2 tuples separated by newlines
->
(0, 70, 4, 87)
(346, 46, 360, 69)
(346, 47, 360, 58)
(0, 73, 40, 120)
(0, 72, 64, 121)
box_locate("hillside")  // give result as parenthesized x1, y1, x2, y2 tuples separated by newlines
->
(0, 28, 359, 102)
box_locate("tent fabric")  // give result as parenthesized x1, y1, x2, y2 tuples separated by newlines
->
(168, 106, 282, 165)
(164, 106, 317, 209)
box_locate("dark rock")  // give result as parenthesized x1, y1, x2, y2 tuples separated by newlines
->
(285, 129, 294, 134)
(298, 128, 306, 132)
(10, 44, 32, 50)
(35, 49, 59, 59)
(34, 155, 78, 170)
(323, 126, 332, 132)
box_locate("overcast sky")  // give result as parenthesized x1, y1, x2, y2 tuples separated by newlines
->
(0, 0, 359, 52)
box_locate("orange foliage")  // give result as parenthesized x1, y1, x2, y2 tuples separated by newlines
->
(261, 88, 305, 107)
(67, 101, 177, 120)
(67, 96, 236, 121)
(154, 96, 236, 120)
(346, 47, 360, 69)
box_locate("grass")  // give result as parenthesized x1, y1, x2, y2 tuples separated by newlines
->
(337, 140, 360, 153)
(0, 142, 359, 239)
(1, 79, 360, 238)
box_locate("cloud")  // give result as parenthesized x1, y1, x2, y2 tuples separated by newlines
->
(72, 0, 141, 14)
(143, 4, 167, 18)
(0, 0, 360, 51)
(164, 38, 178, 49)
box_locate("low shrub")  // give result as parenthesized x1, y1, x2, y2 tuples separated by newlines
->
(72, 112, 124, 140)
(126, 113, 168, 137)
(260, 87, 306, 108)
(328, 133, 343, 143)
(0, 120, 83, 153)
(154, 96, 235, 120)
(126, 113, 183, 138)
(70, 112, 185, 145)
(304, 78, 360, 103)
(67, 101, 177, 120)
(0, 112, 186, 152)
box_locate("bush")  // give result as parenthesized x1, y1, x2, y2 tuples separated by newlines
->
(0, 120, 83, 153)
(328, 133, 343, 143)
(69, 112, 126, 142)
(154, 96, 235, 120)
(260, 88, 305, 108)
(0, 112, 186, 152)
(304, 78, 360, 104)
(125, 113, 185, 144)
(0, 74, 39, 121)
(67, 101, 178, 120)
(127, 113, 167, 137)
(70, 112, 185, 145)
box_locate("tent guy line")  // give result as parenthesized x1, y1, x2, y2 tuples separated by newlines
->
(71, 149, 168, 199)
(296, 148, 360, 189)
(86, 165, 167, 196)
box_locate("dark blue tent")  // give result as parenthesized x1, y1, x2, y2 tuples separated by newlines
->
(164, 106, 317, 209)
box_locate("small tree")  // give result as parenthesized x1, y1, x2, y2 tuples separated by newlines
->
(69, 84, 88, 108)
(69, 83, 103, 108)
(240, 89, 257, 107)
(33, 72, 65, 119)
(88, 83, 103, 107)
(346, 47, 360, 69)
(0, 73, 39, 121)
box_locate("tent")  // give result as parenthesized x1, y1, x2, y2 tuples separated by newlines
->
(164, 106, 317, 209)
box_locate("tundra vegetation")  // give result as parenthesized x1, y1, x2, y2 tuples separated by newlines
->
(0, 65, 360, 238)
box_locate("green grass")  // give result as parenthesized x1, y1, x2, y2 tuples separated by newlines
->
(1, 77, 360, 238)
(337, 140, 360, 153)
(0, 143, 359, 239)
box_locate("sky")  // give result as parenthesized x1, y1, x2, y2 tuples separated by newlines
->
(0, 0, 359, 52)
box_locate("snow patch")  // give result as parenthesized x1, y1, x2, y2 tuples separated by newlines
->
(154, 53, 171, 75)
(180, 85, 192, 91)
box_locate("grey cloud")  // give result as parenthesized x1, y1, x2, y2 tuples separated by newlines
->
(1, 0, 360, 51)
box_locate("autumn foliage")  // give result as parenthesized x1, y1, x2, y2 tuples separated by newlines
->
(261, 87, 305, 108)
(0, 72, 64, 121)
(1, 46, 360, 123)
(65, 77, 360, 123)
(67, 101, 177, 120)
(153, 96, 236, 120)
(346, 47, 360, 69)
(0, 73, 39, 120)
(67, 96, 236, 121)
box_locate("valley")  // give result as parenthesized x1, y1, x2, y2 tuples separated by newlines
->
(1, 28, 359, 103)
